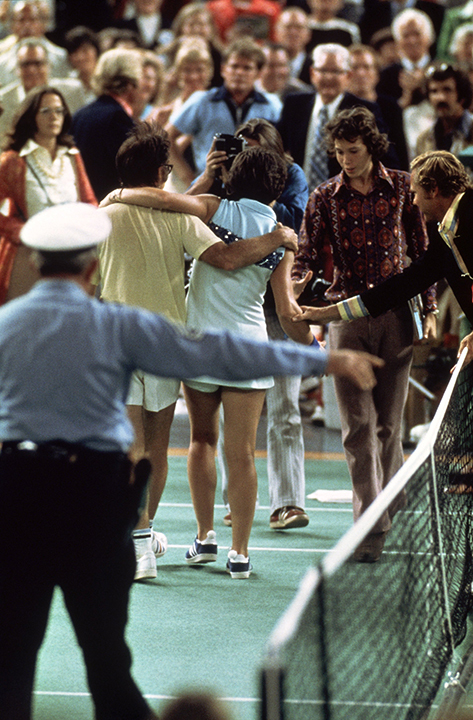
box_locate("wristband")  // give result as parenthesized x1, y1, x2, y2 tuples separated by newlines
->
(337, 296, 369, 322)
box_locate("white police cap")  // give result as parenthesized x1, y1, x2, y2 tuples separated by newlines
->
(20, 203, 112, 252)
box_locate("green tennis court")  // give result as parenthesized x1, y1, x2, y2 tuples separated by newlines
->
(31, 416, 355, 720)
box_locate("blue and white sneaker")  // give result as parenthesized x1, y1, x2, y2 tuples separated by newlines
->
(185, 530, 218, 564)
(226, 549, 252, 579)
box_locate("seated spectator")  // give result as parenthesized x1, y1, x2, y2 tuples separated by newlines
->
(149, 38, 213, 191)
(449, 23, 473, 67)
(416, 63, 473, 157)
(0, 0, 70, 85)
(306, 0, 360, 53)
(376, 8, 435, 108)
(359, 0, 444, 50)
(165, 37, 281, 188)
(154, 38, 213, 119)
(131, 49, 163, 120)
(369, 27, 399, 69)
(0, 39, 92, 147)
(436, 0, 473, 63)
(275, 6, 312, 85)
(206, 0, 282, 45)
(113, 0, 173, 50)
(256, 42, 311, 101)
(348, 44, 409, 169)
(160, 2, 223, 88)
(64, 26, 101, 105)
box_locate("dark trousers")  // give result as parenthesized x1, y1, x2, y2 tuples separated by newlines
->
(0, 445, 151, 720)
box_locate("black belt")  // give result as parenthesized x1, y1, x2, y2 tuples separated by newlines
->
(1, 440, 126, 464)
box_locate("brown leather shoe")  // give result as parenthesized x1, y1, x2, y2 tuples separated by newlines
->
(270, 506, 310, 529)
(353, 531, 387, 563)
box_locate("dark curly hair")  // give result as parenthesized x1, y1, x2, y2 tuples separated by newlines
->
(5, 86, 74, 152)
(425, 63, 473, 110)
(224, 146, 287, 204)
(116, 121, 171, 188)
(325, 106, 389, 163)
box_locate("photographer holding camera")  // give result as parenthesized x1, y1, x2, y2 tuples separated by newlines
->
(164, 37, 281, 189)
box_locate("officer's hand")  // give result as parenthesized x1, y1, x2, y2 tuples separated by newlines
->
(326, 350, 385, 391)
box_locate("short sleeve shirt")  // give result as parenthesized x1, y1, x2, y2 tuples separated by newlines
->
(169, 86, 282, 174)
(99, 204, 219, 323)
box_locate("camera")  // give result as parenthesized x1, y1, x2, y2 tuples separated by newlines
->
(213, 133, 247, 170)
(297, 274, 332, 307)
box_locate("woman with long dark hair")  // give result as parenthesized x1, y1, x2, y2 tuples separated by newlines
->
(0, 86, 96, 302)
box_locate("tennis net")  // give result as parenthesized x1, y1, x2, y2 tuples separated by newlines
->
(261, 348, 473, 720)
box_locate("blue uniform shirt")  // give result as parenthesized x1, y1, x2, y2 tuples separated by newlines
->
(0, 280, 328, 450)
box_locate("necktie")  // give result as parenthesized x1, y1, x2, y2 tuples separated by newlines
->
(308, 104, 329, 191)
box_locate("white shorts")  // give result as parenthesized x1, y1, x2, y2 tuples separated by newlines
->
(127, 370, 180, 412)
(184, 376, 274, 393)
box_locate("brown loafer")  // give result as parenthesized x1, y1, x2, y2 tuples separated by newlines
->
(353, 531, 387, 563)
(270, 506, 309, 529)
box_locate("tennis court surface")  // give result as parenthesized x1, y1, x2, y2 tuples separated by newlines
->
(31, 357, 473, 720)
(32, 421, 354, 720)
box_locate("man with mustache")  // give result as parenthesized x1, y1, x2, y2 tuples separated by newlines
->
(416, 63, 473, 157)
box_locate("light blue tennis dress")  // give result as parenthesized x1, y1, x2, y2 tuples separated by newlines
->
(186, 197, 285, 390)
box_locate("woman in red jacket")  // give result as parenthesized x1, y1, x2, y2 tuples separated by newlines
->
(0, 86, 96, 303)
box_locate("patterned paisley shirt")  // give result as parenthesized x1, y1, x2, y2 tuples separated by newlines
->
(293, 163, 437, 311)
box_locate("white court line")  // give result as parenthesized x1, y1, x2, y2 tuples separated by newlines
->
(34, 690, 260, 704)
(34, 690, 450, 710)
(169, 544, 326, 553)
(160, 502, 352, 513)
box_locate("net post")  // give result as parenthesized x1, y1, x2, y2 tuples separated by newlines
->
(260, 655, 285, 720)
(432, 639, 473, 719)
(316, 574, 332, 720)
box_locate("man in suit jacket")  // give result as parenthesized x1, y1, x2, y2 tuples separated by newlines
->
(359, 0, 444, 49)
(278, 43, 399, 190)
(72, 48, 142, 201)
(348, 44, 409, 170)
(376, 8, 435, 107)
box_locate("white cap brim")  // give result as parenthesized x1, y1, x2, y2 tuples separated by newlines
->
(20, 203, 112, 252)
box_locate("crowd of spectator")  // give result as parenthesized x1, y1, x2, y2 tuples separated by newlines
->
(0, 0, 471, 188)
